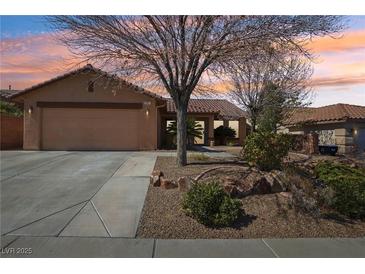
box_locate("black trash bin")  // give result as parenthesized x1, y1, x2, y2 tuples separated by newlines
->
(318, 145, 338, 156)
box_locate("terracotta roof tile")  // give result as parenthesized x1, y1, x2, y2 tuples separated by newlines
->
(285, 103, 365, 125)
(166, 99, 246, 120)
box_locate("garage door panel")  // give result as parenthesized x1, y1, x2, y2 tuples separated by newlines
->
(42, 108, 140, 150)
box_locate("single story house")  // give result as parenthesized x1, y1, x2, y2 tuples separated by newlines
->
(10, 64, 247, 151)
(282, 103, 365, 154)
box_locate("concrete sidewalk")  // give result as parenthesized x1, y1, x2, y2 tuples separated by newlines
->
(1, 236, 364, 258)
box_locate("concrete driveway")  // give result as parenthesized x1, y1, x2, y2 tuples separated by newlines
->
(0, 151, 156, 238)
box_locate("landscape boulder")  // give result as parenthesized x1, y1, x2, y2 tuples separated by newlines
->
(242, 172, 271, 195)
(160, 177, 177, 190)
(266, 170, 286, 193)
(177, 176, 190, 192)
(252, 176, 272, 195)
(151, 170, 164, 177)
(223, 183, 239, 197)
(150, 175, 160, 187)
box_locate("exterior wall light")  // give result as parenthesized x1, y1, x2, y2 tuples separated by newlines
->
(354, 129, 358, 135)
(28, 106, 33, 114)
(144, 101, 151, 116)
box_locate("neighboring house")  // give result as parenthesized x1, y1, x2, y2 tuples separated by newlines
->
(9, 64, 247, 151)
(0, 89, 21, 101)
(282, 103, 365, 154)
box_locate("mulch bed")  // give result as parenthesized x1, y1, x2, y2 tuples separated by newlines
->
(136, 156, 365, 239)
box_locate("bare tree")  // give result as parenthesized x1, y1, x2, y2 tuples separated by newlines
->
(48, 15, 344, 166)
(228, 47, 314, 132)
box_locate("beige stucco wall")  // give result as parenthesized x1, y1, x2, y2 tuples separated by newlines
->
(17, 71, 158, 150)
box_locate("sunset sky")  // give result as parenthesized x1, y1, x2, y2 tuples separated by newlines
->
(0, 15, 364, 107)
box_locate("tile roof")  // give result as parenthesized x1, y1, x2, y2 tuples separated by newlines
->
(10, 64, 164, 100)
(0, 89, 20, 100)
(166, 98, 246, 120)
(285, 103, 365, 125)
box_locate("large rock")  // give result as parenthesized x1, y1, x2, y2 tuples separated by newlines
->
(151, 170, 164, 177)
(160, 177, 177, 190)
(241, 172, 271, 195)
(222, 170, 286, 197)
(223, 184, 239, 197)
(150, 175, 160, 187)
(223, 177, 241, 197)
(177, 176, 190, 192)
(252, 177, 272, 194)
(266, 170, 286, 193)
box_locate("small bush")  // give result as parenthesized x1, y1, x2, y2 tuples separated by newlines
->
(0, 100, 23, 117)
(182, 181, 242, 227)
(243, 131, 291, 171)
(315, 161, 365, 218)
(214, 126, 236, 145)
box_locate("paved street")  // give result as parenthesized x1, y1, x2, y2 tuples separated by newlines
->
(1, 236, 365, 258)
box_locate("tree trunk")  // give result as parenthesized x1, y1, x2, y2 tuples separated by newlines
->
(176, 104, 188, 167)
(251, 118, 257, 132)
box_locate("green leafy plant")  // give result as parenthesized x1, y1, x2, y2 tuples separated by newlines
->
(0, 100, 23, 117)
(182, 181, 242, 227)
(214, 125, 236, 145)
(243, 131, 291, 171)
(315, 161, 365, 218)
(167, 118, 203, 147)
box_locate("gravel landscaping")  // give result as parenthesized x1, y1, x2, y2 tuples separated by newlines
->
(136, 156, 365, 239)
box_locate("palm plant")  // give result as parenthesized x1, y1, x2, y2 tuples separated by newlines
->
(167, 118, 203, 147)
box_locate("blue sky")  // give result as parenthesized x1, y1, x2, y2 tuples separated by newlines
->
(0, 16, 52, 38)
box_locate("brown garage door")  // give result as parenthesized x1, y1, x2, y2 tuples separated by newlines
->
(41, 108, 140, 150)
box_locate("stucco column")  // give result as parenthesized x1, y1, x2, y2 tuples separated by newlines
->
(335, 127, 354, 154)
(238, 117, 246, 146)
(223, 119, 229, 127)
(208, 115, 215, 145)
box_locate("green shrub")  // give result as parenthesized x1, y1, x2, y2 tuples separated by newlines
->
(214, 126, 236, 145)
(315, 161, 365, 218)
(0, 100, 23, 117)
(182, 181, 242, 226)
(243, 131, 291, 171)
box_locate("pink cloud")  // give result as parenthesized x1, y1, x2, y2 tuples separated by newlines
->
(1, 27, 365, 97)
(0, 33, 80, 90)
(311, 74, 365, 87)
(308, 28, 365, 88)
(308, 29, 365, 53)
